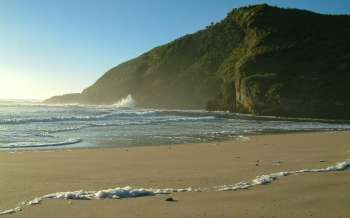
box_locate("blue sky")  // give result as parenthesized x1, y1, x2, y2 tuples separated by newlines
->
(1, 0, 350, 99)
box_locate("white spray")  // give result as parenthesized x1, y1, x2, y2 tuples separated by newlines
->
(113, 94, 136, 108)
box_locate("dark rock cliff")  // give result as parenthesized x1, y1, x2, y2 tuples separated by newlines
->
(46, 4, 350, 119)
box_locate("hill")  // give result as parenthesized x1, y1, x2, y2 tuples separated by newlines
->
(45, 4, 350, 119)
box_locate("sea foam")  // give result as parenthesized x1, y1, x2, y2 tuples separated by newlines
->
(43, 186, 201, 200)
(216, 159, 350, 191)
(0, 159, 349, 216)
(0, 186, 201, 215)
(0, 138, 82, 149)
(0, 110, 157, 125)
(39, 115, 216, 135)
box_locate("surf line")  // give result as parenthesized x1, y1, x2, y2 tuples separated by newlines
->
(1, 159, 349, 216)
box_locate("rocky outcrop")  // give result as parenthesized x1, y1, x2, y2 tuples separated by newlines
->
(46, 4, 350, 119)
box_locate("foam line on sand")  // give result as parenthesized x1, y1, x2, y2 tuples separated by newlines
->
(1, 159, 349, 216)
(216, 159, 350, 191)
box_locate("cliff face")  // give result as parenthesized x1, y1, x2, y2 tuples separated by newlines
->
(228, 5, 350, 118)
(46, 4, 350, 119)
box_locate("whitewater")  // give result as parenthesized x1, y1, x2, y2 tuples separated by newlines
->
(1, 159, 349, 215)
(1, 97, 350, 149)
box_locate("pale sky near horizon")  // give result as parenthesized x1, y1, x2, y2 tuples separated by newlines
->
(1, 0, 350, 100)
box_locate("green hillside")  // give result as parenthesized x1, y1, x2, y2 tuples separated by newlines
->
(45, 4, 350, 119)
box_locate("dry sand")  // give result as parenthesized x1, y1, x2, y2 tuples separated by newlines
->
(0, 132, 350, 218)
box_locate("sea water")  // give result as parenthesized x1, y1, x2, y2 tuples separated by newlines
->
(1, 98, 350, 150)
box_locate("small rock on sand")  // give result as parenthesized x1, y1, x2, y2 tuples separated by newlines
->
(165, 197, 176, 202)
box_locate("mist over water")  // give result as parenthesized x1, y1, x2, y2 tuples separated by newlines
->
(1, 99, 350, 150)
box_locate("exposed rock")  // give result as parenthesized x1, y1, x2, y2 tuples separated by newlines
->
(45, 4, 350, 119)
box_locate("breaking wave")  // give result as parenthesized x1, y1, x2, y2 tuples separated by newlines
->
(0, 138, 82, 149)
(113, 94, 136, 108)
(0, 110, 157, 125)
(2, 101, 350, 151)
(0, 115, 111, 125)
(42, 116, 216, 134)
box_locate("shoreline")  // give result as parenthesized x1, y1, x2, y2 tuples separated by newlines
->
(1, 130, 350, 152)
(1, 131, 350, 217)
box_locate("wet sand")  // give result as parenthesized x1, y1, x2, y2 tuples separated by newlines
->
(0, 132, 350, 218)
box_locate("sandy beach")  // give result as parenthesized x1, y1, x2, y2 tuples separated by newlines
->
(0, 132, 350, 218)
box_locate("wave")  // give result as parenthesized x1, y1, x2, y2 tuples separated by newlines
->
(45, 125, 88, 133)
(113, 94, 136, 108)
(0, 110, 158, 125)
(0, 138, 82, 149)
(0, 108, 223, 126)
(164, 116, 215, 122)
(0, 115, 110, 124)
(43, 116, 217, 134)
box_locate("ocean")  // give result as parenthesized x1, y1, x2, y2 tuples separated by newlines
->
(1, 98, 350, 150)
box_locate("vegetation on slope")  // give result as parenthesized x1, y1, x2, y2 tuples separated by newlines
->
(46, 4, 350, 119)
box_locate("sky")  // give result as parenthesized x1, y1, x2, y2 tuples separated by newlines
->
(1, 0, 350, 100)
